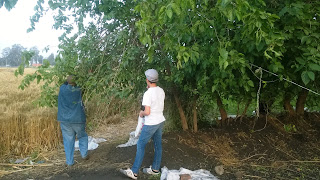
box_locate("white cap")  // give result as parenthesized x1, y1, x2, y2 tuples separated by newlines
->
(145, 69, 158, 82)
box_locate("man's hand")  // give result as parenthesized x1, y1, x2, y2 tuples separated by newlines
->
(139, 110, 144, 117)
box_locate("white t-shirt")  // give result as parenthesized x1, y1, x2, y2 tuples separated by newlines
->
(142, 86, 165, 125)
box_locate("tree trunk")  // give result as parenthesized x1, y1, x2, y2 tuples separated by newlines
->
(236, 101, 240, 117)
(296, 89, 308, 115)
(242, 100, 251, 116)
(173, 89, 189, 131)
(283, 94, 295, 116)
(192, 95, 198, 133)
(240, 100, 251, 122)
(216, 94, 227, 125)
(165, 63, 189, 130)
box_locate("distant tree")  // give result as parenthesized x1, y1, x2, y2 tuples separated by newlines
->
(1, 47, 10, 66)
(3, 45, 25, 66)
(39, 55, 43, 65)
(46, 53, 55, 65)
(30, 46, 41, 65)
(0, 57, 3, 66)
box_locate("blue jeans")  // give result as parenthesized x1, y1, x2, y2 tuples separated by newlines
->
(131, 122, 164, 174)
(60, 122, 88, 165)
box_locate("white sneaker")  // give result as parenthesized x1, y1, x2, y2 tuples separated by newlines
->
(120, 168, 137, 180)
(143, 166, 160, 175)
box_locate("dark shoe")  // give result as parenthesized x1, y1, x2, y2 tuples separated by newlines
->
(82, 154, 90, 160)
(65, 164, 74, 170)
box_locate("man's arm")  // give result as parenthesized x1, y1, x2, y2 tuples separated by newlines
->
(139, 106, 150, 117)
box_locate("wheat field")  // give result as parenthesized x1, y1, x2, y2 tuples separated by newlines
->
(0, 68, 61, 159)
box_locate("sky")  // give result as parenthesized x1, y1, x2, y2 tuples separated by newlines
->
(0, 0, 63, 57)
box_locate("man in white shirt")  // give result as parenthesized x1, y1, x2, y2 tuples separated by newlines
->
(121, 69, 165, 179)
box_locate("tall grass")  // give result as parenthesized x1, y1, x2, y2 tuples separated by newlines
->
(0, 68, 61, 159)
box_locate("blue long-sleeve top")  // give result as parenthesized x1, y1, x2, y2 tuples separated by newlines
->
(57, 84, 86, 123)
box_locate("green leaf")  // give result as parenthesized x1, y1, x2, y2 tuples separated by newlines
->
(296, 57, 305, 65)
(14, 70, 19, 77)
(183, 52, 190, 62)
(309, 63, 320, 71)
(223, 61, 228, 69)
(37, 75, 42, 84)
(18, 66, 24, 75)
(255, 21, 262, 28)
(301, 71, 310, 85)
(211, 85, 217, 92)
(188, 0, 196, 9)
(235, 11, 241, 21)
(199, 25, 205, 32)
(166, 8, 173, 19)
(256, 42, 265, 52)
(244, 85, 249, 92)
(279, 6, 288, 17)
(264, 51, 272, 59)
(248, 80, 254, 87)
(307, 71, 315, 81)
(269, 64, 278, 72)
(159, 6, 166, 15)
(171, 3, 181, 15)
(227, 9, 233, 21)
(219, 48, 228, 61)
(263, 83, 267, 88)
(301, 36, 308, 44)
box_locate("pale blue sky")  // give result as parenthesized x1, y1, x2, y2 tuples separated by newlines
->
(0, 0, 63, 57)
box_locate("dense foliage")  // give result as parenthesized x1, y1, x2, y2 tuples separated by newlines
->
(8, 0, 320, 131)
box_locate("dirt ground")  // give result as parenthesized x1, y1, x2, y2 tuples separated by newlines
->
(1, 113, 320, 180)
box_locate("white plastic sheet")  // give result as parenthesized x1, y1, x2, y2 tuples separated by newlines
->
(217, 115, 237, 120)
(160, 166, 218, 180)
(75, 136, 107, 151)
(118, 117, 145, 148)
(117, 131, 138, 148)
(135, 116, 145, 137)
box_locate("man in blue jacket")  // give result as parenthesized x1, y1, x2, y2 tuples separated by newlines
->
(57, 75, 88, 166)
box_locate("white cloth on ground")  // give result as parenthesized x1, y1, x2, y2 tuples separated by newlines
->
(117, 131, 138, 148)
(160, 166, 218, 180)
(118, 116, 145, 148)
(75, 136, 106, 151)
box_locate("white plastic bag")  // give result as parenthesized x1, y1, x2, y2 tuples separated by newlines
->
(160, 166, 219, 180)
(117, 131, 138, 147)
(134, 116, 145, 137)
(75, 136, 106, 151)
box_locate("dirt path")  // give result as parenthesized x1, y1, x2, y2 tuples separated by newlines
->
(1, 132, 218, 180)
(2, 113, 320, 180)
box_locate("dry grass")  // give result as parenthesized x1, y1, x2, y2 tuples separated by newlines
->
(89, 113, 138, 141)
(178, 132, 239, 166)
(0, 68, 61, 159)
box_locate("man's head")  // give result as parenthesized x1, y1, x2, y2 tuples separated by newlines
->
(145, 69, 158, 83)
(67, 75, 76, 86)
